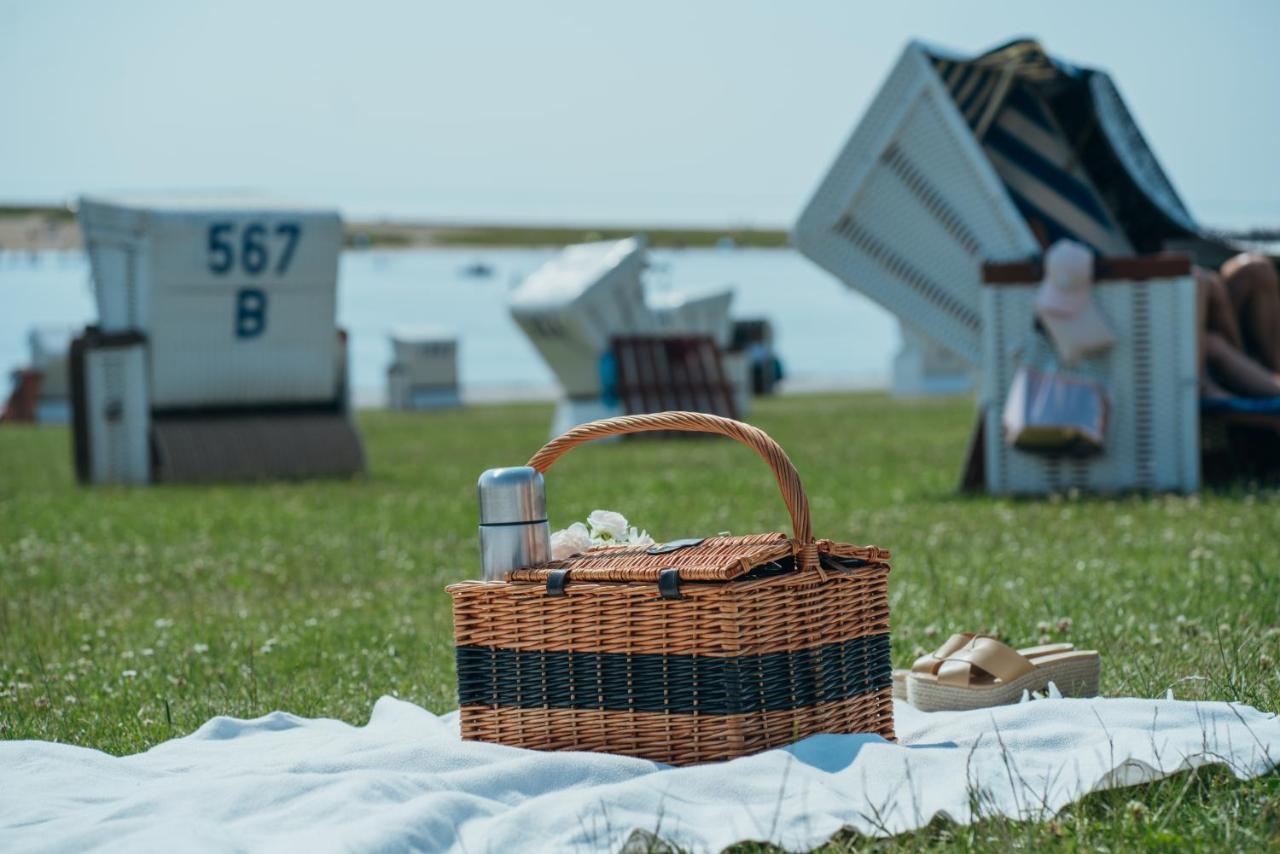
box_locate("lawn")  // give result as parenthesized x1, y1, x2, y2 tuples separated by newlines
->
(2, 393, 1278, 849)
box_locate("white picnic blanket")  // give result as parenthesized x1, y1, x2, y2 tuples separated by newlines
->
(2, 695, 1277, 852)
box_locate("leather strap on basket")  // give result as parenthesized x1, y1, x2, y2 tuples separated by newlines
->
(526, 411, 816, 567)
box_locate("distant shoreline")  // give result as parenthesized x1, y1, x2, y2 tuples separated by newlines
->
(0, 205, 790, 252)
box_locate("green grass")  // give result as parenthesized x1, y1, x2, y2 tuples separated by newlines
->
(2, 393, 1278, 849)
(0, 204, 75, 222)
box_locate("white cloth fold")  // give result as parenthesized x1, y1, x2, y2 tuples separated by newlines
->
(2, 696, 1277, 852)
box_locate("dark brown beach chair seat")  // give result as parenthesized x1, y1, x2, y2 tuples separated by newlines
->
(611, 335, 738, 422)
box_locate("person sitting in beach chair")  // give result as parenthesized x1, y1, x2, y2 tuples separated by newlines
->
(1197, 253, 1280, 400)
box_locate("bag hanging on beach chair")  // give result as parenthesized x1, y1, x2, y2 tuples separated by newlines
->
(447, 411, 894, 766)
(1002, 329, 1108, 455)
(1003, 365, 1108, 454)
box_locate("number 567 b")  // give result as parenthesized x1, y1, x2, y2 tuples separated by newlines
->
(207, 222, 301, 339)
(207, 222, 301, 276)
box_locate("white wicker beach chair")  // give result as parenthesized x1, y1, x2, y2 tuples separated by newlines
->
(981, 255, 1200, 494)
(794, 39, 1213, 493)
(793, 39, 1153, 364)
(795, 42, 1038, 366)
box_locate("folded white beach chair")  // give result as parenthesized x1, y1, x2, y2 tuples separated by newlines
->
(794, 39, 1225, 493)
(386, 326, 461, 411)
(509, 238, 652, 435)
(510, 238, 749, 435)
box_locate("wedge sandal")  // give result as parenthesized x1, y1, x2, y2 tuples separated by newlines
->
(906, 636, 1100, 712)
(892, 633, 1074, 700)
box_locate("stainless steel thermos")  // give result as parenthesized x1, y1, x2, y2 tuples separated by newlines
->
(477, 466, 551, 580)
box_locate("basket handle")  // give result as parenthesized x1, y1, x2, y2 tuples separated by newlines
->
(526, 411, 814, 548)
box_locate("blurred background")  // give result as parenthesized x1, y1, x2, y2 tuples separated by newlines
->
(3, 0, 1278, 404)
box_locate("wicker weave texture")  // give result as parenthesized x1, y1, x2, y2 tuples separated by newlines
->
(448, 411, 894, 764)
(507, 532, 889, 584)
(512, 533, 796, 583)
(460, 689, 895, 766)
(456, 633, 891, 713)
(454, 563, 890, 656)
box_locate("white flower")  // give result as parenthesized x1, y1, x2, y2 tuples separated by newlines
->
(550, 522, 592, 560)
(587, 510, 629, 542)
(628, 526, 654, 546)
(552, 512, 655, 557)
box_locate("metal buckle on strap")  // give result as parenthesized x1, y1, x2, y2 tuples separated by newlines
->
(657, 568, 684, 600)
(545, 568, 570, 596)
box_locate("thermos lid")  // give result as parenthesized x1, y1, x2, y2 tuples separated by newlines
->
(477, 466, 547, 525)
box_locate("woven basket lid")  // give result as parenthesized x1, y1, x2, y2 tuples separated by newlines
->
(508, 533, 889, 584)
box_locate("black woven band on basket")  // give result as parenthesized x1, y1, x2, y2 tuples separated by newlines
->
(457, 633, 891, 715)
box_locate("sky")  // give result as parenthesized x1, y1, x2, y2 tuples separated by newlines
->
(3, 0, 1278, 227)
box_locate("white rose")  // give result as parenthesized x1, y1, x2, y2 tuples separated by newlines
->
(550, 521, 592, 560)
(629, 527, 654, 546)
(587, 510, 629, 542)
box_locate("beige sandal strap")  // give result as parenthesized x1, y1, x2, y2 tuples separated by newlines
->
(910, 633, 977, 675)
(936, 637, 1037, 687)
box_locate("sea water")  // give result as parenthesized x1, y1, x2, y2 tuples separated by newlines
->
(0, 246, 898, 405)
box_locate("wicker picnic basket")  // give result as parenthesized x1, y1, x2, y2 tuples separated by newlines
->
(447, 411, 894, 765)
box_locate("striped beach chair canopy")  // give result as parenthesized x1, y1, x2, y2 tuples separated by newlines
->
(926, 38, 1200, 254)
(793, 37, 1238, 367)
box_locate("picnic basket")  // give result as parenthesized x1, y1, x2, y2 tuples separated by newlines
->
(447, 411, 894, 765)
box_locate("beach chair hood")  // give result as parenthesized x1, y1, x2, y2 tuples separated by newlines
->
(794, 38, 1226, 366)
(924, 38, 1198, 250)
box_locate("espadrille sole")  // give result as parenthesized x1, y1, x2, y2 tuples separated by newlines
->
(906, 653, 1100, 712)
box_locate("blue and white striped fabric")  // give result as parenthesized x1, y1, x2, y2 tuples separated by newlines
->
(932, 59, 1008, 131)
(932, 49, 1133, 256)
(983, 84, 1132, 255)
(932, 41, 1060, 136)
